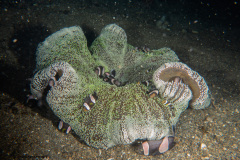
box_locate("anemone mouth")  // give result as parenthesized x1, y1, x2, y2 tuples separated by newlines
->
(30, 62, 78, 103)
(156, 67, 200, 104)
(153, 62, 211, 109)
(55, 69, 63, 81)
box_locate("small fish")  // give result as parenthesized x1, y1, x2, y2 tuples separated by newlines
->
(148, 89, 159, 98)
(110, 78, 121, 86)
(113, 79, 121, 86)
(83, 92, 98, 111)
(104, 70, 115, 79)
(110, 69, 116, 77)
(97, 67, 121, 86)
(103, 77, 110, 82)
(142, 46, 150, 53)
(58, 120, 71, 134)
(95, 66, 105, 78)
(135, 125, 175, 156)
(142, 81, 150, 86)
(135, 136, 175, 156)
(91, 92, 98, 102)
(104, 72, 111, 78)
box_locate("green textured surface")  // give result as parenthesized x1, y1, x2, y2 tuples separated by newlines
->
(90, 24, 179, 84)
(30, 24, 192, 149)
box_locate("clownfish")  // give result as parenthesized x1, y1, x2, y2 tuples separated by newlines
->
(83, 92, 98, 111)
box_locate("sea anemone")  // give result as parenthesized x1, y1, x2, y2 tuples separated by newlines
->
(153, 62, 211, 109)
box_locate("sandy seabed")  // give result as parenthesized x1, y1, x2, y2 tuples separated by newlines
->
(0, 1, 239, 159)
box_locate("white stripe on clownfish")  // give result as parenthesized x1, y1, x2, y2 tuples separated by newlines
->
(95, 66, 105, 77)
(90, 92, 98, 104)
(90, 94, 96, 104)
(83, 102, 90, 111)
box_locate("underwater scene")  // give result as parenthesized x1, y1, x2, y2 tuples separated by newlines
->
(0, 0, 239, 159)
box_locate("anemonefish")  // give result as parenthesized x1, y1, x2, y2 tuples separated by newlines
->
(83, 92, 98, 111)
(95, 66, 105, 78)
(148, 89, 159, 98)
(58, 120, 71, 134)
